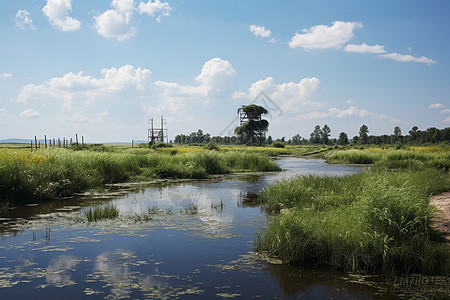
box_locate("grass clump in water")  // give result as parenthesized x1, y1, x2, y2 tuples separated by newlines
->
(85, 203, 119, 222)
(257, 167, 450, 276)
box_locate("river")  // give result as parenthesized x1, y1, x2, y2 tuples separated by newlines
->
(0, 157, 404, 299)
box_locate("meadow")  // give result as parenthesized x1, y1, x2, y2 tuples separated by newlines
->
(257, 146, 450, 276)
(0, 144, 281, 207)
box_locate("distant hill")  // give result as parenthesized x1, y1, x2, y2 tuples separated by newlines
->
(0, 138, 30, 144)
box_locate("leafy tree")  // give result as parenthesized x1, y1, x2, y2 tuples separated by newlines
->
(309, 125, 322, 144)
(291, 134, 302, 145)
(337, 132, 349, 145)
(235, 104, 269, 145)
(359, 125, 369, 144)
(321, 125, 331, 144)
(267, 136, 273, 145)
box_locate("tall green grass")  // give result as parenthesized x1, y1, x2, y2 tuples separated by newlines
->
(85, 203, 119, 222)
(258, 167, 450, 276)
(0, 148, 280, 205)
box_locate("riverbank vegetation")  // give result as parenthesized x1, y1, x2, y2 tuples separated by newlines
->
(0, 146, 280, 207)
(257, 147, 450, 276)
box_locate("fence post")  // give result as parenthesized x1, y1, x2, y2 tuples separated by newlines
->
(45, 135, 47, 148)
(35, 136, 38, 150)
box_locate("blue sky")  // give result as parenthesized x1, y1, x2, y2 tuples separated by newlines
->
(0, 0, 449, 142)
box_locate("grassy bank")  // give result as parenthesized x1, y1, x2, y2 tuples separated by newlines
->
(257, 148, 450, 276)
(0, 147, 280, 206)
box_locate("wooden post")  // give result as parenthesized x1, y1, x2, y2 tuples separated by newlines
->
(35, 136, 38, 150)
(45, 135, 47, 148)
(82, 136, 84, 146)
(76, 134, 78, 146)
(132, 140, 134, 148)
(58, 138, 60, 147)
(53, 138, 55, 147)
(31, 140, 33, 152)
(70, 138, 72, 145)
(63, 138, 65, 148)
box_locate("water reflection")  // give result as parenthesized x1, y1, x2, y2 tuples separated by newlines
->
(45, 255, 79, 287)
(0, 158, 400, 299)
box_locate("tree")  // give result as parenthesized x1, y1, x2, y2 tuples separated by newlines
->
(291, 134, 302, 145)
(267, 136, 273, 145)
(337, 132, 349, 145)
(408, 126, 419, 142)
(359, 125, 369, 144)
(309, 125, 322, 144)
(235, 104, 269, 145)
(321, 125, 331, 144)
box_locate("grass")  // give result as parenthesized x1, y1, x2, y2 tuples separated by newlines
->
(0, 146, 281, 206)
(85, 203, 119, 222)
(257, 148, 450, 276)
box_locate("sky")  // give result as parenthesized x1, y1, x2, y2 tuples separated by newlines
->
(0, 0, 449, 143)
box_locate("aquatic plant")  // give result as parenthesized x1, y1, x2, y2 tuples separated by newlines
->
(258, 157, 450, 276)
(85, 203, 119, 222)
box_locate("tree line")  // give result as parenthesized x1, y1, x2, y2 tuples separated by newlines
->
(173, 125, 450, 146)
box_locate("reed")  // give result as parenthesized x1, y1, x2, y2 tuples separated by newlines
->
(84, 203, 119, 222)
(258, 162, 450, 276)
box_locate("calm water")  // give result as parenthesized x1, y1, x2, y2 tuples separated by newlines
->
(0, 158, 403, 299)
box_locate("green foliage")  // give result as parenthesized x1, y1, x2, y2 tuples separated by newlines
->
(85, 203, 119, 222)
(0, 148, 281, 205)
(272, 141, 285, 148)
(258, 149, 450, 276)
(203, 141, 220, 151)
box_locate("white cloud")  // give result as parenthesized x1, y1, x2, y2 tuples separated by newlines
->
(429, 103, 444, 109)
(155, 58, 235, 111)
(14, 10, 35, 30)
(17, 65, 152, 104)
(289, 21, 362, 49)
(95, 8, 135, 41)
(233, 76, 323, 113)
(345, 99, 354, 104)
(440, 109, 450, 114)
(20, 109, 41, 118)
(0, 108, 7, 115)
(344, 43, 386, 54)
(42, 0, 81, 31)
(249, 25, 271, 38)
(442, 117, 450, 123)
(303, 106, 386, 120)
(138, 0, 172, 22)
(379, 53, 436, 65)
(112, 0, 135, 13)
(1, 73, 12, 80)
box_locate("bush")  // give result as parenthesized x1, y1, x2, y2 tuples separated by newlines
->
(272, 142, 286, 148)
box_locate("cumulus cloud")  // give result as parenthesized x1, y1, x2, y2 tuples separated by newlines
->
(0, 108, 7, 115)
(42, 0, 81, 31)
(289, 21, 362, 49)
(16, 65, 152, 104)
(96, 0, 172, 40)
(95, 0, 136, 41)
(344, 43, 386, 54)
(155, 58, 235, 111)
(14, 10, 35, 30)
(249, 25, 271, 38)
(429, 103, 444, 109)
(379, 53, 436, 65)
(303, 106, 386, 120)
(440, 109, 450, 114)
(1, 73, 12, 80)
(233, 76, 323, 113)
(20, 109, 41, 118)
(138, 0, 172, 22)
(442, 117, 450, 123)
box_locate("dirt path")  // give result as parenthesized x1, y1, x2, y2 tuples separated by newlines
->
(430, 192, 450, 241)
